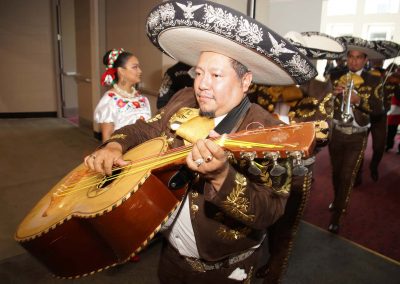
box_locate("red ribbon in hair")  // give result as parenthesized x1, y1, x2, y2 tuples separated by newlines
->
(101, 68, 117, 86)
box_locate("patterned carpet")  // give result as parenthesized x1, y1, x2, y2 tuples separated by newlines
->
(303, 135, 400, 261)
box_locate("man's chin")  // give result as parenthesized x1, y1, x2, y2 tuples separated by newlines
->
(199, 110, 215, 118)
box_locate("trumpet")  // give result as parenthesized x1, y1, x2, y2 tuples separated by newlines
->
(340, 73, 354, 125)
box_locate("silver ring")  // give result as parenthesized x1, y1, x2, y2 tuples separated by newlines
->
(194, 158, 204, 167)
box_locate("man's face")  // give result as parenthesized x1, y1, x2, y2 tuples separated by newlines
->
(193, 52, 252, 117)
(347, 50, 368, 72)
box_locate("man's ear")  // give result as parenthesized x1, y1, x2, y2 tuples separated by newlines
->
(242, 72, 253, 93)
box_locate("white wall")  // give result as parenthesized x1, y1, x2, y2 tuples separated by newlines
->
(259, 0, 323, 36)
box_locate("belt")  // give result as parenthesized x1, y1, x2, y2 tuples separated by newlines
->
(334, 124, 368, 135)
(182, 249, 255, 273)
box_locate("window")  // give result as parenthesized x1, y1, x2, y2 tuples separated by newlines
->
(326, 23, 354, 37)
(364, 0, 400, 14)
(366, 24, 395, 40)
(327, 0, 357, 16)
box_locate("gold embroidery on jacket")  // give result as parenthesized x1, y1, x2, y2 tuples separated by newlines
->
(374, 83, 383, 99)
(109, 134, 127, 140)
(216, 225, 251, 240)
(319, 93, 333, 118)
(222, 172, 255, 223)
(295, 97, 318, 118)
(358, 91, 371, 112)
(146, 112, 163, 123)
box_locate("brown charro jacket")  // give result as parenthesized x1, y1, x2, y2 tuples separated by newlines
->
(103, 88, 291, 261)
(331, 70, 383, 126)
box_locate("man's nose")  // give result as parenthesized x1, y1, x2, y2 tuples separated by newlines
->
(198, 74, 210, 89)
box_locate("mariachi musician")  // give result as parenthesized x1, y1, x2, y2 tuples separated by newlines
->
(328, 36, 384, 233)
(249, 31, 346, 283)
(353, 40, 400, 185)
(84, 1, 318, 283)
(375, 41, 400, 154)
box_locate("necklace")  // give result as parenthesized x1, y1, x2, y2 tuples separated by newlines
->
(113, 84, 137, 99)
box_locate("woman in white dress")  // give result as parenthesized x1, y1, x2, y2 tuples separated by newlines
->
(95, 49, 151, 141)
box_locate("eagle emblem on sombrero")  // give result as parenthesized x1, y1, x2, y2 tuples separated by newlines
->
(146, 0, 318, 85)
(176, 1, 204, 19)
(268, 32, 296, 56)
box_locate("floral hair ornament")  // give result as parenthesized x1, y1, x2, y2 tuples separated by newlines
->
(101, 48, 125, 86)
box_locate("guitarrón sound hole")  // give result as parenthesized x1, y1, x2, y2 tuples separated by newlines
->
(97, 168, 122, 189)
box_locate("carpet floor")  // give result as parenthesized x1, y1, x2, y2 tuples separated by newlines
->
(303, 135, 400, 261)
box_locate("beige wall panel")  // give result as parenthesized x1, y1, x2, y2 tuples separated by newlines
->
(105, 0, 162, 97)
(0, 0, 57, 113)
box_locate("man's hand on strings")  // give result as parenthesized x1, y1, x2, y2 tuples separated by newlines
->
(186, 134, 229, 191)
(84, 142, 129, 176)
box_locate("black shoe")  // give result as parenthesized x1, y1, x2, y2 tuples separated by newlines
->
(328, 223, 339, 234)
(371, 169, 379, 182)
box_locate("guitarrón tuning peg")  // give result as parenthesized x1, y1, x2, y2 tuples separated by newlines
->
(270, 164, 287, 177)
(240, 152, 262, 175)
(264, 152, 286, 177)
(248, 161, 263, 176)
(290, 151, 308, 176)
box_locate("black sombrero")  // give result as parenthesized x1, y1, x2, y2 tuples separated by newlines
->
(336, 36, 386, 60)
(375, 40, 400, 59)
(284, 31, 346, 60)
(146, 0, 317, 85)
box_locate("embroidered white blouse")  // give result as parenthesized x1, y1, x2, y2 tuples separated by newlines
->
(94, 90, 152, 130)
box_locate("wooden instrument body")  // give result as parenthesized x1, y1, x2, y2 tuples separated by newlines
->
(15, 122, 316, 278)
(15, 137, 184, 278)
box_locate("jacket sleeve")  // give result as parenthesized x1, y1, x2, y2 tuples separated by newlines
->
(354, 74, 384, 116)
(203, 160, 289, 230)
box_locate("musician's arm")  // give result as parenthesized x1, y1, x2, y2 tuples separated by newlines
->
(101, 118, 165, 153)
(203, 165, 289, 230)
(353, 76, 383, 116)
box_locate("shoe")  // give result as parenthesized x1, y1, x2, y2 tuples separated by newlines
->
(328, 203, 335, 211)
(328, 223, 339, 234)
(370, 169, 379, 182)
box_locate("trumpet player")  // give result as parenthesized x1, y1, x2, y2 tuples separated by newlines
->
(328, 36, 384, 233)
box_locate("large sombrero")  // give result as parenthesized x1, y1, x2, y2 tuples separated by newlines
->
(146, 0, 317, 85)
(284, 31, 346, 60)
(375, 40, 400, 59)
(336, 36, 386, 60)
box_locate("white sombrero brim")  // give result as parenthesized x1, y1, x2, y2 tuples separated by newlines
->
(159, 28, 297, 85)
(146, 0, 317, 85)
(338, 36, 386, 60)
(285, 31, 346, 60)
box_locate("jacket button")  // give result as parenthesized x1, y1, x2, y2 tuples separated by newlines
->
(191, 204, 199, 212)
